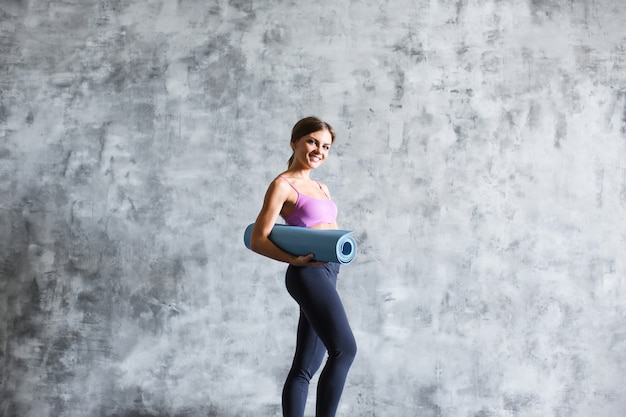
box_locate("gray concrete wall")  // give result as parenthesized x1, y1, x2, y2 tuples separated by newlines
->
(1, 1, 625, 416)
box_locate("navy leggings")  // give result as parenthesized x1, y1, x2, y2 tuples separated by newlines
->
(282, 263, 357, 417)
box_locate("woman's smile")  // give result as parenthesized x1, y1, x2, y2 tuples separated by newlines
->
(292, 129, 332, 169)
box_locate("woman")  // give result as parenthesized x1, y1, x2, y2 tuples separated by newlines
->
(250, 116, 357, 417)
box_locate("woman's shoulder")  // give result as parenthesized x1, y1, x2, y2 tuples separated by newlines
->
(271, 173, 291, 187)
(273, 172, 305, 188)
(267, 174, 296, 196)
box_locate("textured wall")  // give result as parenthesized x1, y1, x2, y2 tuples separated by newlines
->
(1, 0, 625, 416)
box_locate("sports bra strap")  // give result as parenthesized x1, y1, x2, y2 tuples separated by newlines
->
(278, 176, 329, 198)
(278, 176, 299, 193)
(315, 181, 330, 198)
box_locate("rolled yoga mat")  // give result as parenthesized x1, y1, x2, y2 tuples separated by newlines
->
(243, 223, 357, 265)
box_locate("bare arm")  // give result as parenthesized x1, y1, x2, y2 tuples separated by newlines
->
(250, 179, 321, 266)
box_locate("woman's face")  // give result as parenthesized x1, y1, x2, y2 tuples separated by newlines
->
(291, 129, 333, 170)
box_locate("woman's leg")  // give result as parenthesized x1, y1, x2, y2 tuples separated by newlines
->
(281, 309, 327, 417)
(283, 264, 357, 417)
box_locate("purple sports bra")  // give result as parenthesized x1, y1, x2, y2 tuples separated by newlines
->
(279, 176, 338, 228)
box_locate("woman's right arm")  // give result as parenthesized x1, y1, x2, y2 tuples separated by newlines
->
(250, 179, 317, 266)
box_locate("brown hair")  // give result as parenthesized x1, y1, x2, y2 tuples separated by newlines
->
(287, 116, 336, 168)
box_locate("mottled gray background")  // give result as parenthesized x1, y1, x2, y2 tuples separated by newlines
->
(1, 0, 625, 416)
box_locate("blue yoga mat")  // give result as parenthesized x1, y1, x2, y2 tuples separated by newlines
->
(243, 223, 357, 265)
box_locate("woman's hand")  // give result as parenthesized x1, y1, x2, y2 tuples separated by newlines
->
(289, 253, 327, 267)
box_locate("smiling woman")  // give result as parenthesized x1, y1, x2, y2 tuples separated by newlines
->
(286, 116, 336, 169)
(248, 116, 357, 417)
